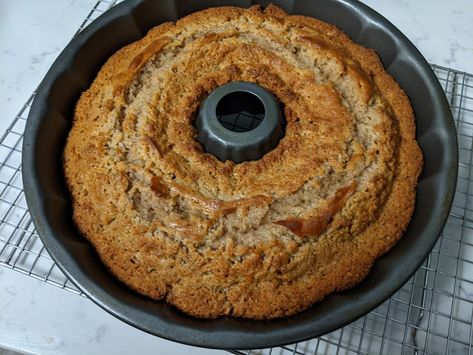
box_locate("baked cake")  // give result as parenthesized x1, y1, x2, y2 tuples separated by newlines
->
(64, 5, 423, 319)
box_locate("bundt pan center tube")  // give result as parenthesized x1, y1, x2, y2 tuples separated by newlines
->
(196, 81, 285, 163)
(22, 0, 457, 349)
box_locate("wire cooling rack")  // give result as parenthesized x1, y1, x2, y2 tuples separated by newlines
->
(1, 1, 473, 354)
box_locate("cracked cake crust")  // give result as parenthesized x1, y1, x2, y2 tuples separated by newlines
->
(63, 5, 423, 319)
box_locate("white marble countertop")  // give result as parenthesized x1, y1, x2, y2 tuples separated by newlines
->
(0, 0, 472, 354)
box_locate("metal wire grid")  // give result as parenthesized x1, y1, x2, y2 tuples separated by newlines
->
(216, 93, 265, 132)
(218, 111, 264, 132)
(0, 1, 472, 354)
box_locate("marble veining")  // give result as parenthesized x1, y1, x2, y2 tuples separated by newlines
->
(459, 283, 473, 301)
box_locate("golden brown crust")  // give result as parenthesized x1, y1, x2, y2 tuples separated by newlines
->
(64, 4, 423, 319)
(275, 183, 357, 238)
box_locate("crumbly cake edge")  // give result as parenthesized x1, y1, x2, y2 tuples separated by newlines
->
(63, 5, 423, 319)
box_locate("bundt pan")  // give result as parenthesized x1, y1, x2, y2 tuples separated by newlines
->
(22, 0, 457, 349)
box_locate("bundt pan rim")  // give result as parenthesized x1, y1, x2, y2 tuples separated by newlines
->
(22, 0, 457, 349)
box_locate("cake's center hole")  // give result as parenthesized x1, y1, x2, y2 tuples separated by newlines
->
(216, 91, 265, 132)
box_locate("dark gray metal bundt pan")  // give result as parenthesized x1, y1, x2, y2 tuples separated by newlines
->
(22, 0, 457, 349)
